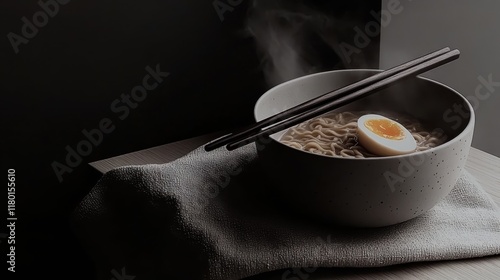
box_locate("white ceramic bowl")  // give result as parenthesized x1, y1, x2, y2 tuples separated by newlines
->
(254, 70, 475, 227)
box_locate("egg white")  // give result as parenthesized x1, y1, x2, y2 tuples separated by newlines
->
(357, 114, 417, 156)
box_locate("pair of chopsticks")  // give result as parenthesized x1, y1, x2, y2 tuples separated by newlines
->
(205, 47, 460, 152)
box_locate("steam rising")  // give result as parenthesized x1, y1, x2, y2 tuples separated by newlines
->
(246, 0, 345, 87)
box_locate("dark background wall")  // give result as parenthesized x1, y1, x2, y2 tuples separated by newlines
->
(1, 1, 379, 279)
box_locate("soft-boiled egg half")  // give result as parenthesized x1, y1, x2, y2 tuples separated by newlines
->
(357, 114, 417, 156)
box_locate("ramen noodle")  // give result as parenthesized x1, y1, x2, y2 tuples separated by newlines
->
(279, 111, 447, 158)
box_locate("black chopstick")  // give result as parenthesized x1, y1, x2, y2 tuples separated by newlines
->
(225, 49, 460, 150)
(204, 47, 451, 152)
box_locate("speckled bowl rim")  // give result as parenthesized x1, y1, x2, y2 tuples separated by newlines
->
(254, 69, 475, 161)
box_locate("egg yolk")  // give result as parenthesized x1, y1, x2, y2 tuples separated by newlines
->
(364, 119, 405, 140)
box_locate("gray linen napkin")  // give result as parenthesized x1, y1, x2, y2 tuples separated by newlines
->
(72, 144, 500, 280)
